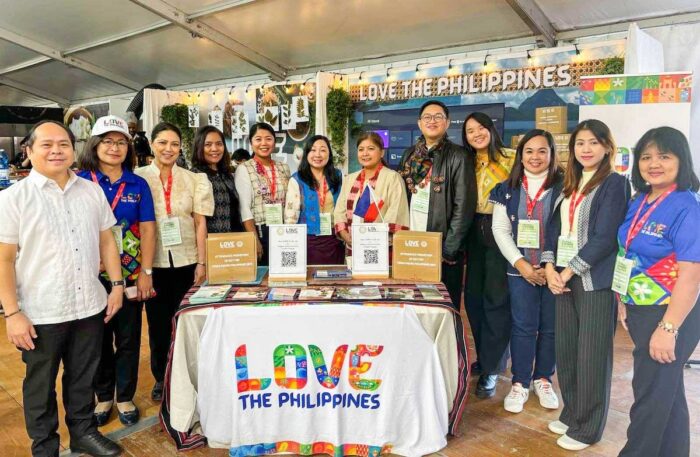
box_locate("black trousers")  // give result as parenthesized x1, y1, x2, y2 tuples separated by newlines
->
(442, 251, 465, 311)
(556, 276, 616, 444)
(22, 311, 103, 457)
(464, 214, 511, 374)
(619, 300, 700, 457)
(145, 263, 196, 382)
(94, 277, 143, 403)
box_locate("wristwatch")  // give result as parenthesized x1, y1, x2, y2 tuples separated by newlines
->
(142, 268, 153, 275)
(657, 320, 679, 338)
(111, 280, 125, 288)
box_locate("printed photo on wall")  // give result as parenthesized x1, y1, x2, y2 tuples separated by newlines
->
(292, 95, 310, 122)
(280, 103, 296, 130)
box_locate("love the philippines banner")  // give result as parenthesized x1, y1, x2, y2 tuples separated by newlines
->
(197, 305, 449, 457)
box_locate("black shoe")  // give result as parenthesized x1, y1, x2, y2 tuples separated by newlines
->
(470, 360, 482, 376)
(151, 381, 164, 402)
(94, 409, 113, 427)
(118, 407, 140, 427)
(475, 374, 498, 399)
(70, 431, 122, 457)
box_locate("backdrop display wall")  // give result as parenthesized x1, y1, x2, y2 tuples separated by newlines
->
(579, 72, 692, 176)
(348, 41, 625, 173)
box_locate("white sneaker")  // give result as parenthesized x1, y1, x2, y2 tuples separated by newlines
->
(548, 420, 569, 435)
(533, 379, 560, 409)
(503, 383, 529, 413)
(557, 434, 590, 451)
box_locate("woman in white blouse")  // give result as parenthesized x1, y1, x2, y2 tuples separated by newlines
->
(234, 122, 290, 266)
(135, 122, 214, 402)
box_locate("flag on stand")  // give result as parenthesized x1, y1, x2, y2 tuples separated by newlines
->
(353, 185, 384, 223)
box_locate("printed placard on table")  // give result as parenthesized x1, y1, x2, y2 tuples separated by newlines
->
(392, 231, 442, 283)
(351, 223, 389, 279)
(206, 232, 257, 284)
(269, 224, 307, 281)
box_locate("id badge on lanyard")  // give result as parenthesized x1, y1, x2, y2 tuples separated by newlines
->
(264, 203, 283, 225)
(517, 220, 540, 249)
(111, 226, 124, 254)
(319, 213, 332, 236)
(612, 256, 634, 295)
(557, 190, 584, 267)
(160, 217, 182, 247)
(413, 184, 430, 213)
(160, 173, 182, 247)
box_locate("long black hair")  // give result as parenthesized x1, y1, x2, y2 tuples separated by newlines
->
(78, 132, 135, 172)
(462, 112, 507, 162)
(297, 135, 341, 193)
(508, 129, 562, 189)
(191, 125, 232, 175)
(631, 126, 699, 193)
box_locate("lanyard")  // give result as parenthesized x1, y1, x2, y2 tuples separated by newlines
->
(317, 177, 328, 209)
(254, 157, 277, 200)
(522, 175, 545, 219)
(625, 185, 676, 251)
(567, 189, 586, 234)
(91, 172, 126, 212)
(161, 174, 173, 216)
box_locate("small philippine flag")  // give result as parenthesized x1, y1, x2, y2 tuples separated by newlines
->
(353, 186, 384, 223)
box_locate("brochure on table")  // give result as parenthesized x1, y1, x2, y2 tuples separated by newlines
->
(351, 223, 389, 279)
(392, 231, 442, 282)
(206, 232, 257, 284)
(268, 224, 307, 281)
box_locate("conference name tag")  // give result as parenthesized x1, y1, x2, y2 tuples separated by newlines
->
(319, 213, 332, 236)
(264, 203, 283, 225)
(611, 255, 635, 295)
(111, 226, 124, 255)
(412, 185, 430, 213)
(556, 236, 578, 267)
(516, 220, 540, 249)
(160, 216, 182, 247)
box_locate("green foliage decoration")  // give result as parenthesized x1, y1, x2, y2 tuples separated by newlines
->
(599, 57, 625, 75)
(326, 87, 356, 166)
(160, 103, 196, 161)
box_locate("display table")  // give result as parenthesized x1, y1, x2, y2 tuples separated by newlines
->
(159, 270, 469, 454)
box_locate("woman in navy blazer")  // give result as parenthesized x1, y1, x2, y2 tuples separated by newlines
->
(542, 119, 630, 451)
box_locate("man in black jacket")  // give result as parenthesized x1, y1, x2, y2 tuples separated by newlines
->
(398, 100, 477, 309)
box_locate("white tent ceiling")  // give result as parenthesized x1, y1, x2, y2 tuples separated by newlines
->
(0, 0, 699, 107)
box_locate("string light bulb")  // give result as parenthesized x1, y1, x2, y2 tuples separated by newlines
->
(483, 53, 490, 67)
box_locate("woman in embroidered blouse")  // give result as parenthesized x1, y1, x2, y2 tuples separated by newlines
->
(490, 129, 562, 415)
(542, 119, 629, 451)
(462, 111, 516, 399)
(333, 131, 409, 250)
(191, 125, 243, 234)
(234, 122, 290, 266)
(134, 122, 214, 402)
(284, 135, 344, 265)
(616, 127, 700, 457)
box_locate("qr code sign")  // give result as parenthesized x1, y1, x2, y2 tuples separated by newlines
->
(363, 249, 379, 265)
(282, 251, 297, 268)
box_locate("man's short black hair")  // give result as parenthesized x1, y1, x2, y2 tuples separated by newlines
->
(26, 120, 75, 148)
(419, 100, 449, 118)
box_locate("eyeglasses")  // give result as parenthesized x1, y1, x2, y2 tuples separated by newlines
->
(101, 139, 129, 149)
(419, 114, 447, 123)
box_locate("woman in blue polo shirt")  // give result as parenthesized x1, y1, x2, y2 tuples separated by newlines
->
(284, 135, 344, 264)
(77, 115, 156, 427)
(616, 127, 700, 457)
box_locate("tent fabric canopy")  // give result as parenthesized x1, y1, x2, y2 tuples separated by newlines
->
(0, 0, 698, 106)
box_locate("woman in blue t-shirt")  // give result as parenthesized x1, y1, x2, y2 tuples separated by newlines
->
(617, 127, 700, 457)
(77, 115, 157, 427)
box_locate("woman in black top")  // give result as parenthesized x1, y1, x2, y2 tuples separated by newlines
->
(191, 126, 243, 233)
